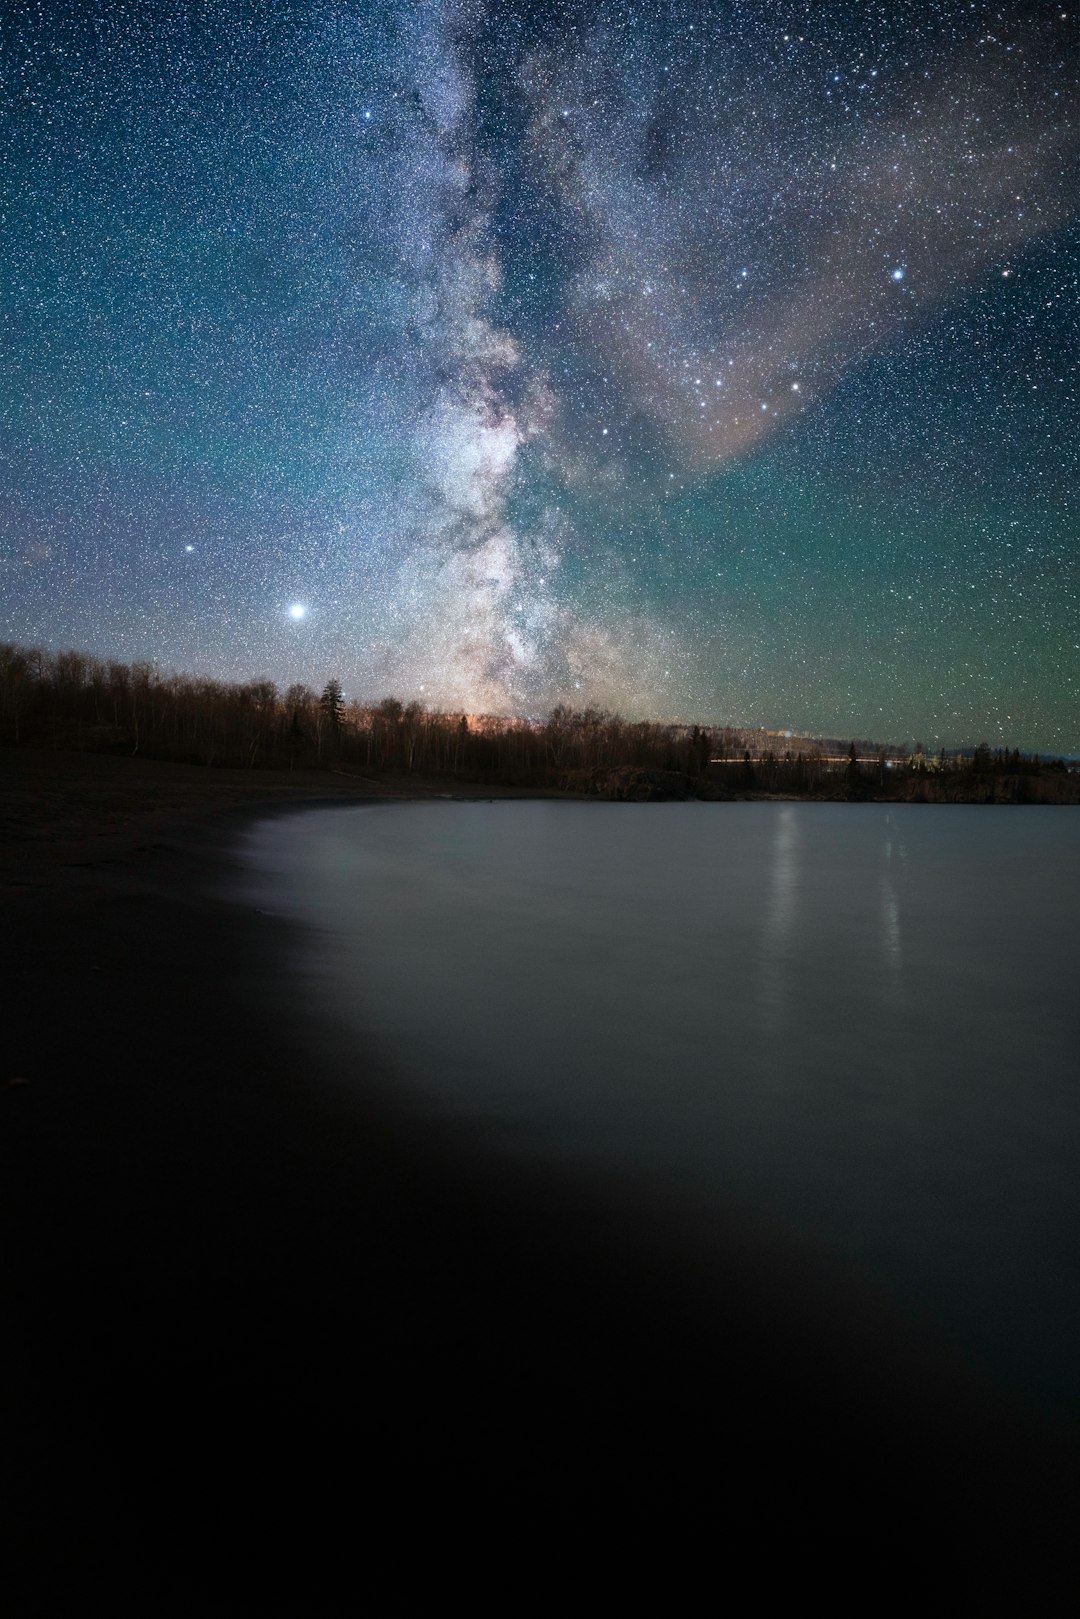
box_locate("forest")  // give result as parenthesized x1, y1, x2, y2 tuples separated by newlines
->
(1, 642, 1076, 803)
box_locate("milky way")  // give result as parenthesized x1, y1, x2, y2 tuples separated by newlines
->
(2, 1, 1077, 747)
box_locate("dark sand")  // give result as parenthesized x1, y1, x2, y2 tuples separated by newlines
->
(3, 749, 1075, 1612)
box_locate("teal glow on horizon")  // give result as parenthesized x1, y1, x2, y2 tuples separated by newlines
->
(2, 1, 1077, 750)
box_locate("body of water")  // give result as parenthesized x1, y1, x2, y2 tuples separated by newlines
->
(240, 801, 1079, 1417)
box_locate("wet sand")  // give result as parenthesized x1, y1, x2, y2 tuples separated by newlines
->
(3, 749, 1075, 1613)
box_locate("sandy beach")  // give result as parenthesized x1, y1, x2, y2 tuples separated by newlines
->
(3, 748, 1075, 1613)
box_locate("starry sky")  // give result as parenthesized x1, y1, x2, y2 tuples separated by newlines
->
(2, 1, 1078, 749)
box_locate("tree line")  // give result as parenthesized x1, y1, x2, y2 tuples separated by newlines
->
(0, 643, 717, 782)
(1, 642, 1072, 800)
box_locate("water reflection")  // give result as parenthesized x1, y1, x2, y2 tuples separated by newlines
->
(241, 800, 1080, 1417)
(879, 812, 907, 1012)
(758, 806, 799, 1044)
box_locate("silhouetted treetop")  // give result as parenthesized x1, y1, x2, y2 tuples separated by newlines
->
(1, 642, 1073, 802)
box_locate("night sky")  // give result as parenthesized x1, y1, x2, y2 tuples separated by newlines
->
(3, 1, 1077, 749)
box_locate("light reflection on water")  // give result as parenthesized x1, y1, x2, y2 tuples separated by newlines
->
(241, 801, 1080, 1415)
(880, 818, 906, 1007)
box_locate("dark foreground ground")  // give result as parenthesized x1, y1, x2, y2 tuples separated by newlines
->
(3, 749, 1076, 1613)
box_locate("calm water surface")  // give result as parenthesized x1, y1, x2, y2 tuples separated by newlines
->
(241, 802, 1080, 1414)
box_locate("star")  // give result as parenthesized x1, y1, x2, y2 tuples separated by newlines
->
(0, 0, 1074, 749)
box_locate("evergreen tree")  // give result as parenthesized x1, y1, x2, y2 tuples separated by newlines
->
(320, 680, 345, 761)
(320, 679, 344, 731)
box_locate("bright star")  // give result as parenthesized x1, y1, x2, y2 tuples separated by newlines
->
(288, 603, 306, 620)
(891, 266, 905, 281)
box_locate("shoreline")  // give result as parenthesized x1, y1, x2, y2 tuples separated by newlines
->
(3, 749, 1076, 1610)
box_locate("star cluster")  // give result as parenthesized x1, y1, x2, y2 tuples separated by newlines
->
(2, 1, 1077, 747)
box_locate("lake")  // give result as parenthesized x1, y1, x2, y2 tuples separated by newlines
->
(240, 800, 1080, 1419)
